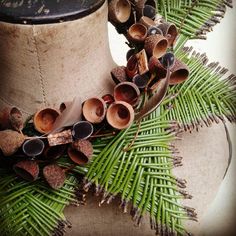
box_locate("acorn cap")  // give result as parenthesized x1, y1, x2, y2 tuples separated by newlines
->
(111, 66, 128, 84)
(127, 23, 147, 43)
(0, 130, 25, 156)
(82, 97, 107, 124)
(157, 22, 178, 47)
(108, 0, 131, 23)
(169, 59, 190, 85)
(13, 160, 39, 182)
(68, 139, 93, 166)
(33, 108, 59, 134)
(106, 101, 134, 130)
(114, 82, 140, 106)
(144, 34, 168, 58)
(43, 164, 66, 189)
(72, 121, 94, 140)
(139, 16, 156, 28)
(22, 138, 45, 157)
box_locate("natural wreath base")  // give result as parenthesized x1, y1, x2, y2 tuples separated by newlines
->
(64, 123, 228, 235)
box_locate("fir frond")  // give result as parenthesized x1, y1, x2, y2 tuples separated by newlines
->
(84, 108, 195, 235)
(163, 47, 236, 131)
(0, 169, 79, 236)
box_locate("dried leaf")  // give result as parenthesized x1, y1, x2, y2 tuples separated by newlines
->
(0, 130, 25, 156)
(50, 97, 82, 134)
(135, 68, 170, 120)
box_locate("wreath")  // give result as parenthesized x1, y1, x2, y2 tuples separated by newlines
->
(0, 1, 235, 235)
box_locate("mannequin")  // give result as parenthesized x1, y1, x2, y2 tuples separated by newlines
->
(0, 0, 115, 116)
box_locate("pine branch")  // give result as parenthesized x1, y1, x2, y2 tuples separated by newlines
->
(84, 108, 195, 235)
(163, 47, 236, 131)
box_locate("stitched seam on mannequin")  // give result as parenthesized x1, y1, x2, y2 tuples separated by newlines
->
(0, 96, 31, 115)
(32, 25, 47, 106)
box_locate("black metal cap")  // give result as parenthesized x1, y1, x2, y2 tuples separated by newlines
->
(0, 0, 105, 24)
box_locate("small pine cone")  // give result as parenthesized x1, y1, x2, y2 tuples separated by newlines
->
(13, 160, 39, 181)
(43, 164, 66, 189)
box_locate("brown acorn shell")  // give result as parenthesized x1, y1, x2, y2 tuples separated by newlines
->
(127, 23, 147, 43)
(169, 59, 190, 85)
(108, 0, 131, 23)
(126, 54, 139, 79)
(111, 66, 128, 84)
(13, 160, 39, 182)
(0, 130, 25, 156)
(43, 164, 66, 189)
(82, 97, 107, 124)
(157, 22, 178, 47)
(114, 82, 140, 106)
(34, 108, 59, 134)
(106, 101, 135, 130)
(144, 35, 168, 58)
(148, 56, 167, 79)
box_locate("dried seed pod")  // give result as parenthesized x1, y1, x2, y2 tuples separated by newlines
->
(111, 66, 128, 84)
(144, 35, 168, 58)
(108, 0, 131, 23)
(34, 108, 59, 134)
(136, 49, 149, 75)
(47, 130, 73, 146)
(9, 107, 24, 132)
(22, 138, 45, 157)
(102, 94, 115, 106)
(82, 97, 107, 124)
(114, 82, 140, 106)
(139, 16, 156, 28)
(126, 54, 139, 79)
(43, 164, 66, 189)
(169, 59, 190, 85)
(68, 139, 93, 165)
(157, 22, 178, 47)
(127, 23, 147, 43)
(0, 130, 25, 156)
(43, 144, 66, 160)
(106, 101, 134, 130)
(13, 160, 39, 181)
(72, 121, 94, 140)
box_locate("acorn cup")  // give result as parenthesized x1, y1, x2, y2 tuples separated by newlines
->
(72, 121, 94, 140)
(0, 130, 25, 156)
(126, 54, 139, 79)
(68, 139, 93, 166)
(157, 22, 178, 47)
(127, 23, 147, 43)
(0, 106, 23, 131)
(106, 101, 134, 130)
(108, 0, 131, 23)
(43, 144, 66, 160)
(13, 160, 39, 181)
(43, 164, 66, 189)
(134, 0, 156, 19)
(102, 94, 115, 106)
(169, 59, 190, 85)
(22, 138, 45, 157)
(136, 49, 149, 75)
(82, 97, 107, 124)
(114, 82, 140, 106)
(111, 66, 128, 84)
(144, 34, 168, 58)
(132, 74, 149, 89)
(139, 16, 156, 28)
(33, 108, 59, 134)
